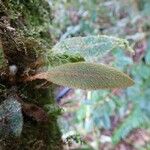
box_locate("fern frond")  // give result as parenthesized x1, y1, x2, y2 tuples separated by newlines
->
(112, 107, 149, 144)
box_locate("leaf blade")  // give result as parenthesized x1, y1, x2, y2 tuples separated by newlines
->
(29, 62, 134, 90)
(52, 35, 134, 60)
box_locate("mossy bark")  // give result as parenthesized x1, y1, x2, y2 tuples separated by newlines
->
(0, 0, 63, 149)
(0, 89, 63, 150)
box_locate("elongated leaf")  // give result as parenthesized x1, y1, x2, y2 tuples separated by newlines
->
(28, 62, 134, 90)
(52, 35, 134, 60)
(0, 98, 23, 139)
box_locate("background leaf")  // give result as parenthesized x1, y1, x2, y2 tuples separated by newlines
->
(52, 35, 134, 60)
(30, 62, 134, 90)
(50, 0, 150, 149)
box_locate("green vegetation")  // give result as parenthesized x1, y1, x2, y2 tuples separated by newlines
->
(0, 0, 150, 150)
(29, 62, 133, 89)
(51, 0, 150, 149)
(0, 0, 62, 149)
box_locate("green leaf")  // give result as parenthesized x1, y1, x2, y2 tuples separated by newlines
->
(29, 62, 134, 90)
(0, 98, 23, 139)
(52, 35, 134, 60)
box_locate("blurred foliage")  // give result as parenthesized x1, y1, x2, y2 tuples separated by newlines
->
(50, 0, 150, 149)
(52, 35, 134, 61)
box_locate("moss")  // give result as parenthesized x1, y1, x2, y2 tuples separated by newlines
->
(0, 0, 63, 149)
(0, 118, 62, 150)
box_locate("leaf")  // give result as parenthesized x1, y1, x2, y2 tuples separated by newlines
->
(52, 35, 134, 60)
(0, 98, 23, 139)
(28, 62, 134, 90)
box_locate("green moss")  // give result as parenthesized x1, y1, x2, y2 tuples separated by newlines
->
(0, 0, 63, 149)
(0, 117, 62, 150)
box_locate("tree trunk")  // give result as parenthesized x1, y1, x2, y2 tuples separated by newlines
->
(0, 0, 63, 149)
